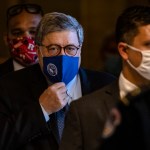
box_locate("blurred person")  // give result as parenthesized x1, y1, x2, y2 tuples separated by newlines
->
(0, 3, 43, 77)
(0, 12, 115, 150)
(59, 5, 150, 150)
(101, 86, 150, 150)
(100, 34, 122, 77)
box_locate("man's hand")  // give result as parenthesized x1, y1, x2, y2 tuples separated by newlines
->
(39, 82, 68, 115)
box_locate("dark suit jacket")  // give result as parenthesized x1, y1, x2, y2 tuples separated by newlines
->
(0, 64, 116, 150)
(59, 81, 119, 150)
(0, 58, 14, 77)
(100, 87, 150, 150)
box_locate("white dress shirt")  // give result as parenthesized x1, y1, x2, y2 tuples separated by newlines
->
(13, 60, 24, 71)
(119, 72, 138, 99)
(66, 74, 82, 104)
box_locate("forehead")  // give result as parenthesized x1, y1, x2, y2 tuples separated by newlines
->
(137, 25, 150, 36)
(42, 30, 79, 45)
(8, 10, 42, 30)
(132, 24, 150, 44)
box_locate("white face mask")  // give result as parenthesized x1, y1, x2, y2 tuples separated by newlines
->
(126, 44, 150, 80)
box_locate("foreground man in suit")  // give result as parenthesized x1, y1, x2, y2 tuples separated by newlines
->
(101, 87, 150, 150)
(0, 3, 43, 77)
(59, 5, 150, 150)
(0, 12, 115, 150)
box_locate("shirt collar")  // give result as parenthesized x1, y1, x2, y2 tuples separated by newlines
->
(119, 72, 138, 99)
(13, 60, 24, 71)
(66, 74, 82, 104)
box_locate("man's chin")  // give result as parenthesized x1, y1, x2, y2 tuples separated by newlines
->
(14, 58, 38, 67)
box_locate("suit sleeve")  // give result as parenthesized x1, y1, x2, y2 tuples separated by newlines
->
(0, 85, 49, 150)
(59, 102, 83, 150)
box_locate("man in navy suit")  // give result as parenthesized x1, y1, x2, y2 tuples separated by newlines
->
(59, 5, 150, 150)
(0, 3, 43, 77)
(0, 12, 115, 150)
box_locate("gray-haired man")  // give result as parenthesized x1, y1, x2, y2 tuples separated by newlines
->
(0, 12, 115, 150)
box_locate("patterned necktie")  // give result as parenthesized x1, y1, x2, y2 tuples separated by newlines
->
(56, 104, 69, 140)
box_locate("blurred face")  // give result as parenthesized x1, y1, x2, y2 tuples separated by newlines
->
(37, 30, 81, 69)
(6, 10, 42, 66)
(7, 10, 42, 39)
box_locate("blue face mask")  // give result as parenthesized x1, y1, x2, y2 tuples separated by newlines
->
(43, 55, 79, 85)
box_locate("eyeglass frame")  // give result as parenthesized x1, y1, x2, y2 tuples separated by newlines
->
(38, 44, 81, 57)
(7, 3, 43, 23)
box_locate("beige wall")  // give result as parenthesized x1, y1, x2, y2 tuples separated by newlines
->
(80, 0, 126, 70)
(0, 0, 149, 70)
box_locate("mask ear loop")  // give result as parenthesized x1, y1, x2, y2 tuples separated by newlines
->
(126, 44, 141, 52)
(125, 43, 143, 68)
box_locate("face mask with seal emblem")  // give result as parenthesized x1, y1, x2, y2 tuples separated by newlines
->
(43, 55, 79, 85)
(7, 36, 38, 66)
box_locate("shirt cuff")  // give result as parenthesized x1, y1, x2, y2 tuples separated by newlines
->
(40, 104, 50, 122)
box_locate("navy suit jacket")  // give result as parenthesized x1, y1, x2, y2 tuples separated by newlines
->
(59, 81, 119, 150)
(0, 63, 116, 150)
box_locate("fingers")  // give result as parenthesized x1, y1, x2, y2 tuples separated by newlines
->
(51, 82, 66, 89)
(47, 82, 66, 95)
(39, 82, 68, 114)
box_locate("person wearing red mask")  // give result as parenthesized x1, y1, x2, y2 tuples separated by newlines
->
(0, 3, 43, 77)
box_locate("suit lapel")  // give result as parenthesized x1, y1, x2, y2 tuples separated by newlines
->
(28, 64, 60, 144)
(79, 68, 91, 95)
(29, 64, 48, 101)
(107, 80, 120, 99)
(104, 80, 120, 108)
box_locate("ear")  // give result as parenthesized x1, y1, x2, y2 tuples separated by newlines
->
(102, 108, 121, 139)
(110, 108, 121, 126)
(78, 44, 82, 55)
(118, 42, 129, 60)
(35, 45, 43, 68)
(3, 33, 8, 46)
(35, 45, 41, 57)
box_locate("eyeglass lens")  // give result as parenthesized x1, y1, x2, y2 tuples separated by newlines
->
(42, 45, 79, 56)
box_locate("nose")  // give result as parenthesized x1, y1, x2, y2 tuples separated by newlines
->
(23, 31, 32, 38)
(59, 47, 66, 56)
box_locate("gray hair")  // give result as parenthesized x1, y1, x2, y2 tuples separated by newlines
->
(35, 12, 84, 45)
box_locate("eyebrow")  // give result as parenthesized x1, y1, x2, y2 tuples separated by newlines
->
(10, 26, 37, 31)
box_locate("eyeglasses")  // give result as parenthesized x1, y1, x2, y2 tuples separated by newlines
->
(7, 3, 43, 20)
(39, 44, 80, 57)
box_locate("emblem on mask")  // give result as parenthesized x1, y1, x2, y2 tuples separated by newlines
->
(47, 63, 58, 76)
